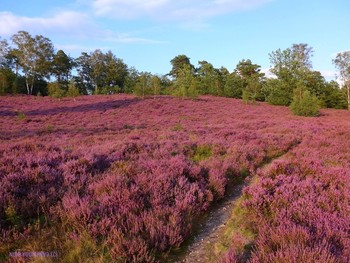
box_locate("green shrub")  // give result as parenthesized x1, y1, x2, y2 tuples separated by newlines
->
(265, 79, 293, 106)
(17, 111, 26, 120)
(290, 88, 319, 116)
(48, 82, 65, 98)
(242, 89, 255, 104)
(96, 85, 119, 95)
(66, 81, 80, 97)
(192, 144, 212, 163)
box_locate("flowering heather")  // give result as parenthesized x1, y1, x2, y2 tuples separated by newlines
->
(0, 95, 349, 262)
(220, 109, 350, 262)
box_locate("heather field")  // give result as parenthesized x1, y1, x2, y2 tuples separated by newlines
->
(0, 95, 349, 262)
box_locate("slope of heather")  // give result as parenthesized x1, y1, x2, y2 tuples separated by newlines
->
(0, 95, 349, 262)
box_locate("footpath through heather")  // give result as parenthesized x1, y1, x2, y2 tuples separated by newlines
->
(168, 148, 297, 263)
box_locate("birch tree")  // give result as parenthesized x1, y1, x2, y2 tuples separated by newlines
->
(11, 31, 54, 95)
(333, 51, 350, 110)
(0, 38, 9, 68)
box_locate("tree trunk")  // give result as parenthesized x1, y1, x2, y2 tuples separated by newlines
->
(25, 77, 30, 95)
(30, 77, 35, 95)
(347, 82, 350, 111)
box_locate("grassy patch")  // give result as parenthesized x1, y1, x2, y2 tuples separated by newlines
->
(17, 111, 26, 120)
(191, 144, 212, 163)
(171, 122, 183, 131)
(208, 197, 256, 262)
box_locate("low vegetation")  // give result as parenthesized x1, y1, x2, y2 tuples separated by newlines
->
(1, 95, 349, 262)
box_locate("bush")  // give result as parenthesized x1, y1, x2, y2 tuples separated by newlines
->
(48, 82, 66, 98)
(242, 90, 255, 104)
(96, 85, 119, 95)
(290, 88, 319, 116)
(265, 79, 293, 106)
(66, 81, 80, 97)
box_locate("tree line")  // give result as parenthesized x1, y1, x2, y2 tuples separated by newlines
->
(0, 31, 349, 111)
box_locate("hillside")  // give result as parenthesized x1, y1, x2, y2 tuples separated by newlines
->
(0, 95, 349, 262)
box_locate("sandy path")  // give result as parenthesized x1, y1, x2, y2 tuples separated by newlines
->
(167, 182, 246, 263)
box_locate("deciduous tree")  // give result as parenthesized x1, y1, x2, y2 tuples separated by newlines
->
(235, 59, 265, 101)
(333, 51, 350, 110)
(11, 31, 54, 95)
(52, 50, 74, 84)
(169, 55, 194, 79)
(267, 43, 314, 105)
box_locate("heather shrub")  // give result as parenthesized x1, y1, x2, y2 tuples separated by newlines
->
(290, 87, 319, 116)
(218, 249, 240, 263)
(53, 143, 219, 262)
(0, 144, 66, 229)
(242, 161, 350, 262)
(2, 95, 347, 262)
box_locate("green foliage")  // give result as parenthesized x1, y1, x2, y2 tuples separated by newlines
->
(171, 123, 183, 131)
(269, 44, 313, 82)
(290, 87, 319, 116)
(17, 111, 26, 120)
(63, 231, 111, 263)
(52, 50, 74, 84)
(265, 79, 293, 106)
(242, 89, 256, 104)
(134, 72, 152, 98)
(267, 44, 315, 105)
(48, 82, 65, 98)
(66, 81, 80, 97)
(245, 77, 263, 102)
(319, 81, 347, 109)
(234, 59, 265, 102)
(151, 75, 162, 97)
(192, 144, 212, 163)
(95, 85, 119, 95)
(169, 54, 194, 78)
(11, 31, 55, 95)
(5, 205, 21, 228)
(75, 49, 128, 95)
(1, 30, 348, 109)
(188, 77, 199, 99)
(197, 60, 222, 95)
(0, 68, 16, 95)
(333, 51, 350, 110)
(223, 73, 244, 98)
(172, 65, 198, 99)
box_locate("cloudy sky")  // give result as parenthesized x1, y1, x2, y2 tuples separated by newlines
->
(0, 0, 349, 78)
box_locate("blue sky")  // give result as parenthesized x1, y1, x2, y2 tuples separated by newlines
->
(0, 0, 349, 79)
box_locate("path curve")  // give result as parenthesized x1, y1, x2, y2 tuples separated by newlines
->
(168, 181, 246, 263)
(167, 146, 299, 263)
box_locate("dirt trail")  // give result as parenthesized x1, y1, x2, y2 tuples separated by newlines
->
(167, 147, 298, 263)
(167, 181, 247, 263)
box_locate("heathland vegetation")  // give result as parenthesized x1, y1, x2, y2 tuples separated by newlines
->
(0, 31, 350, 262)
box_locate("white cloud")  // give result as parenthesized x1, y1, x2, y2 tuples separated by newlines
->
(0, 11, 95, 37)
(320, 70, 336, 78)
(104, 34, 166, 44)
(261, 67, 276, 78)
(0, 10, 164, 45)
(92, 0, 273, 21)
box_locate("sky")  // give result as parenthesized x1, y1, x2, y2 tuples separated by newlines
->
(0, 0, 349, 79)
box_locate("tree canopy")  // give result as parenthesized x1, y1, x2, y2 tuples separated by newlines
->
(0, 31, 348, 111)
